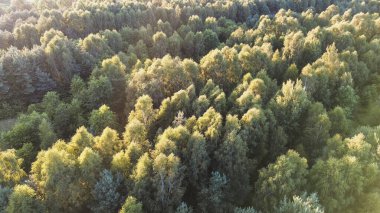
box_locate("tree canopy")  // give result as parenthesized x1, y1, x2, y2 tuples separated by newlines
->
(1, 0, 380, 212)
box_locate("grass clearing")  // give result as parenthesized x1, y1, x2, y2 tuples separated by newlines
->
(354, 78, 380, 127)
(354, 100, 380, 127)
(0, 118, 16, 132)
(0, 0, 10, 8)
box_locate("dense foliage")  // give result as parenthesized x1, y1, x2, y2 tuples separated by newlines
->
(1, 0, 380, 212)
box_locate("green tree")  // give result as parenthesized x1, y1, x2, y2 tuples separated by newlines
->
(0, 112, 53, 170)
(328, 107, 350, 136)
(92, 56, 127, 116)
(309, 134, 378, 213)
(309, 155, 369, 213)
(203, 29, 219, 53)
(156, 89, 191, 130)
(198, 80, 226, 114)
(193, 32, 205, 61)
(255, 150, 308, 212)
(205, 17, 217, 32)
(100, 29, 123, 53)
(182, 59, 201, 89)
(284, 63, 299, 81)
(52, 99, 85, 138)
(276, 193, 324, 213)
(194, 107, 223, 153)
(131, 153, 154, 211)
(188, 15, 203, 32)
(65, 8, 92, 33)
(157, 20, 172, 36)
(31, 146, 77, 212)
(40, 24, 61, 42)
(40, 91, 60, 118)
(78, 147, 103, 206)
(185, 131, 210, 197)
(80, 33, 113, 60)
(240, 107, 268, 163)
(182, 31, 195, 58)
(0, 149, 26, 187)
(82, 75, 113, 112)
(15, 143, 35, 172)
(91, 169, 122, 213)
(0, 186, 11, 212)
(198, 171, 228, 212)
(193, 95, 210, 116)
(67, 126, 95, 156)
(154, 126, 190, 159)
(269, 80, 310, 143)
(133, 40, 149, 60)
(126, 56, 192, 111)
(38, 118, 57, 150)
(176, 202, 193, 213)
(282, 31, 305, 66)
(264, 109, 288, 162)
(238, 44, 273, 76)
(298, 102, 331, 162)
(303, 28, 323, 66)
(234, 207, 259, 213)
(152, 153, 184, 212)
(31, 138, 102, 212)
(44, 34, 79, 86)
(200, 47, 242, 91)
(111, 150, 132, 179)
(152, 31, 168, 58)
(13, 23, 39, 49)
(271, 50, 287, 82)
(123, 119, 150, 152)
(227, 27, 245, 46)
(119, 196, 143, 213)
(301, 44, 358, 114)
(0, 30, 12, 50)
(216, 115, 250, 205)
(0, 112, 48, 152)
(228, 75, 263, 114)
(94, 127, 122, 165)
(6, 185, 44, 213)
(89, 105, 118, 135)
(168, 31, 183, 57)
(127, 95, 156, 130)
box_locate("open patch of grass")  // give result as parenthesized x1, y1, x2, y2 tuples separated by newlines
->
(0, 0, 10, 7)
(0, 118, 16, 132)
(354, 77, 380, 127)
(354, 101, 380, 127)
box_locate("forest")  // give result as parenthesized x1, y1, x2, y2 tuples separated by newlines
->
(0, 0, 380, 212)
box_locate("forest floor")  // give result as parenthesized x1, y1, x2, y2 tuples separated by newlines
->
(0, 118, 16, 132)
